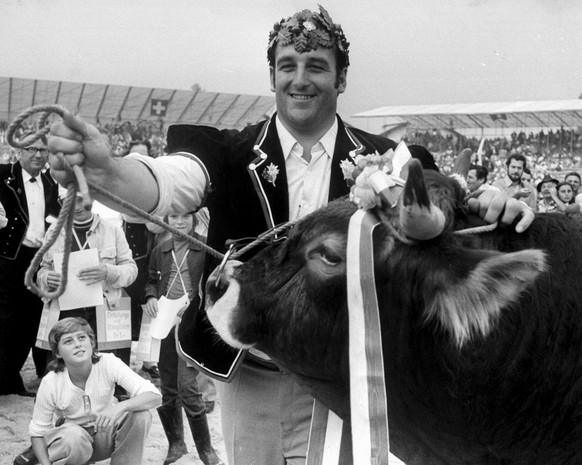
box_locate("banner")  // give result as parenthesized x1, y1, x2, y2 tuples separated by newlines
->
(95, 295, 132, 350)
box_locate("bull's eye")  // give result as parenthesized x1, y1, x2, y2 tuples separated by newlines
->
(318, 249, 342, 266)
(308, 241, 344, 267)
(304, 235, 346, 278)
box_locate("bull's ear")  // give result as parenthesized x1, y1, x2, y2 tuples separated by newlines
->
(423, 249, 547, 347)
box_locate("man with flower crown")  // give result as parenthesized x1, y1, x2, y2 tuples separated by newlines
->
(47, 6, 534, 464)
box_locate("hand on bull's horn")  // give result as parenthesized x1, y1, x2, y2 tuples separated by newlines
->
(467, 189, 534, 233)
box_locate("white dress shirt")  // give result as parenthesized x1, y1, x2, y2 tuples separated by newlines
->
(22, 170, 46, 248)
(276, 116, 337, 220)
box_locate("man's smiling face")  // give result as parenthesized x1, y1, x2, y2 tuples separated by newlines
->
(270, 44, 347, 137)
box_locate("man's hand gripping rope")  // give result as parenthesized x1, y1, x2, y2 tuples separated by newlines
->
(8, 105, 294, 300)
(7, 105, 90, 300)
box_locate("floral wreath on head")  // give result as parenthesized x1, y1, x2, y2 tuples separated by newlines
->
(268, 4, 350, 66)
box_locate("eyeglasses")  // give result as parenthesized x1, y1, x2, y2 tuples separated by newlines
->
(23, 147, 50, 156)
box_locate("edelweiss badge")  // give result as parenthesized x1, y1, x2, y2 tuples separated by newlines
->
(261, 163, 280, 186)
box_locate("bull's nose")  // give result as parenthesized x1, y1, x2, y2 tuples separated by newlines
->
(206, 274, 228, 307)
(206, 259, 243, 307)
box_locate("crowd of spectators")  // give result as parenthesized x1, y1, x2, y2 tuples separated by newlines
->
(404, 127, 582, 186)
(0, 119, 167, 164)
(2, 120, 582, 187)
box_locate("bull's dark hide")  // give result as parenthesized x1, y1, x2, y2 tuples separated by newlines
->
(206, 168, 582, 465)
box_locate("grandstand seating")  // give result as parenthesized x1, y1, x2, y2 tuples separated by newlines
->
(1, 120, 581, 186)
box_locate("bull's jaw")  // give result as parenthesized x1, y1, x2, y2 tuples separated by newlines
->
(206, 261, 253, 350)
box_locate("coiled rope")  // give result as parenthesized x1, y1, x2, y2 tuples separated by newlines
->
(8, 104, 294, 299)
(8, 105, 496, 299)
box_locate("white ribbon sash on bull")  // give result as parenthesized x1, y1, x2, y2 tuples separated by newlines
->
(306, 144, 411, 465)
(346, 209, 389, 463)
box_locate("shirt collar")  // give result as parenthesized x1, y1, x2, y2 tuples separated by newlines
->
(503, 175, 522, 187)
(275, 115, 338, 160)
(22, 169, 37, 184)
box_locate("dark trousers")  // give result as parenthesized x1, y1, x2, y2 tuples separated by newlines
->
(125, 256, 148, 341)
(0, 246, 44, 394)
(159, 325, 206, 418)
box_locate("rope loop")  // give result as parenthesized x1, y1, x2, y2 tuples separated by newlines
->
(8, 104, 500, 301)
(6, 104, 66, 148)
(7, 104, 296, 299)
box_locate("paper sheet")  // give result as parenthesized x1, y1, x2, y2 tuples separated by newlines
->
(53, 249, 104, 310)
(150, 294, 189, 339)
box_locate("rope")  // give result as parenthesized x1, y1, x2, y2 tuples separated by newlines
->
(7, 105, 91, 298)
(8, 104, 499, 299)
(7, 104, 295, 299)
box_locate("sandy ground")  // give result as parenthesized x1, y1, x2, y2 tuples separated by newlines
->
(0, 344, 226, 465)
(0, 345, 406, 465)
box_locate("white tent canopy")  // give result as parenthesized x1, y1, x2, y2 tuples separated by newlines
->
(352, 99, 582, 135)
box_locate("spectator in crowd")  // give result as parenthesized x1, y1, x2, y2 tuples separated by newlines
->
(564, 172, 581, 194)
(26, 317, 161, 465)
(491, 153, 538, 210)
(555, 181, 581, 215)
(537, 175, 562, 213)
(0, 132, 61, 396)
(36, 191, 137, 349)
(564, 171, 582, 211)
(520, 167, 534, 187)
(47, 6, 534, 464)
(467, 164, 499, 193)
(520, 167, 536, 202)
(127, 139, 152, 158)
(144, 212, 223, 465)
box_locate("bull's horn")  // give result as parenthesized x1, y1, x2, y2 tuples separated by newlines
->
(452, 148, 473, 178)
(399, 159, 446, 240)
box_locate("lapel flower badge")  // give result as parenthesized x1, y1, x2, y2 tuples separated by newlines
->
(261, 162, 280, 187)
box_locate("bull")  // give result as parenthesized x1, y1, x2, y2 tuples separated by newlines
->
(205, 159, 582, 465)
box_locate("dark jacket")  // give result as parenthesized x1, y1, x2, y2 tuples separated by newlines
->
(166, 114, 397, 271)
(169, 114, 397, 379)
(0, 162, 60, 260)
(144, 234, 206, 305)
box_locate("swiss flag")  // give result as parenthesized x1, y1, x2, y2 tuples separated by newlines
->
(150, 99, 168, 117)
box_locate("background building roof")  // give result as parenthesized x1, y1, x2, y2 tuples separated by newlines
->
(0, 76, 276, 130)
(352, 99, 582, 134)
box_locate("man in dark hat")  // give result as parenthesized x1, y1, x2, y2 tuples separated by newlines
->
(536, 174, 559, 193)
(46, 6, 534, 464)
(536, 174, 560, 213)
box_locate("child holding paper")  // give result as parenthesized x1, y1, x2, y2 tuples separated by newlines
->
(28, 317, 161, 465)
(36, 192, 137, 360)
(144, 212, 223, 465)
